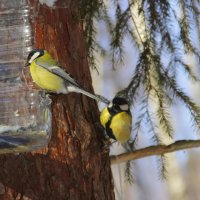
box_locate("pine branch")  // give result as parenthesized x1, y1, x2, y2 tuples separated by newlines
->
(161, 69, 200, 130)
(110, 4, 131, 67)
(175, 58, 199, 81)
(146, 108, 161, 144)
(125, 160, 134, 184)
(179, 0, 199, 54)
(157, 154, 168, 180)
(131, 95, 147, 136)
(154, 88, 174, 139)
(80, 0, 106, 71)
(128, 0, 145, 49)
(80, 0, 200, 144)
(111, 139, 200, 164)
(191, 0, 200, 45)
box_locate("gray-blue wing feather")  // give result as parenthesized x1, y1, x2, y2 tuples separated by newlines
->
(35, 59, 80, 87)
(34, 58, 110, 104)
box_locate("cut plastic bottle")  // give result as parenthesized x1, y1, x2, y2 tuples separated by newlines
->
(0, 0, 52, 153)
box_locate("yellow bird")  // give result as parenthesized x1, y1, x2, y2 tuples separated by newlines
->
(25, 49, 109, 104)
(100, 97, 132, 143)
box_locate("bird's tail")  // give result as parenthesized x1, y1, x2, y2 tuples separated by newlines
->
(72, 87, 110, 104)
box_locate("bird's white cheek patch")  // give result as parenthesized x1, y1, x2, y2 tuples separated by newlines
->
(29, 52, 40, 63)
(119, 104, 129, 111)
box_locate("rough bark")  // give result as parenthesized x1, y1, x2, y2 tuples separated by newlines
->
(0, 1, 115, 200)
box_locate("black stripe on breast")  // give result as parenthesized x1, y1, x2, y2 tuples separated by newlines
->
(105, 115, 116, 140)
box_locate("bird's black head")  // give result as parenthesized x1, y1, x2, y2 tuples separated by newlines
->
(25, 49, 44, 66)
(108, 97, 129, 114)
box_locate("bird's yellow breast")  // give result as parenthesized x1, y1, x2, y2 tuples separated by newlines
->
(100, 107, 111, 128)
(100, 108, 132, 143)
(30, 62, 65, 93)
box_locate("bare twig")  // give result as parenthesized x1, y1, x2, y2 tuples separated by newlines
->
(110, 140, 200, 164)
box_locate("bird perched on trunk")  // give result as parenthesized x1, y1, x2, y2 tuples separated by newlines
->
(24, 49, 109, 104)
(100, 97, 132, 143)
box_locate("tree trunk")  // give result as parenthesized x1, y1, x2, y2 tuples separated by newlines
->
(0, 1, 115, 199)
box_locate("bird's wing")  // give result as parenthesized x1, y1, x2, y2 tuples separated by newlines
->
(35, 59, 80, 87)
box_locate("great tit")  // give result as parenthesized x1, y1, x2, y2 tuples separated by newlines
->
(100, 97, 132, 143)
(25, 49, 109, 104)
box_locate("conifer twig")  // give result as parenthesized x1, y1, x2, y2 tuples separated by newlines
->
(111, 140, 200, 164)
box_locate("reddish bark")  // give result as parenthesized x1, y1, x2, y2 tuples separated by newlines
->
(0, 1, 115, 199)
